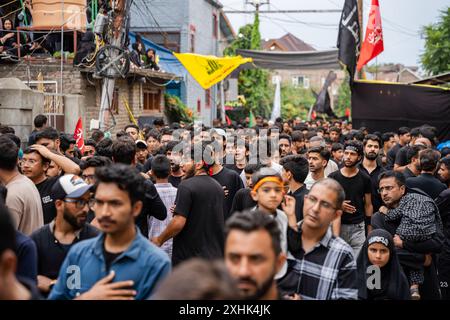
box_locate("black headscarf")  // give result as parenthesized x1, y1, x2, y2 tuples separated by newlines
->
(356, 229, 410, 300)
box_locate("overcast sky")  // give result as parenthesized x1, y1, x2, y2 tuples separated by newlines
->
(220, 0, 449, 72)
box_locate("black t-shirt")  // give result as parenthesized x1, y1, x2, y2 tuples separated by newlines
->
(224, 163, 244, 175)
(402, 167, 416, 180)
(212, 167, 244, 220)
(30, 223, 99, 280)
(406, 173, 447, 200)
(328, 169, 372, 224)
(142, 156, 153, 173)
(358, 163, 385, 213)
(103, 242, 123, 271)
(394, 146, 409, 167)
(230, 188, 257, 215)
(35, 177, 59, 224)
(290, 185, 309, 222)
(169, 175, 182, 188)
(386, 143, 402, 170)
(172, 175, 225, 266)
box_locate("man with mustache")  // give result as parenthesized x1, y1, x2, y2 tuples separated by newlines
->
(224, 210, 286, 300)
(164, 140, 184, 188)
(278, 179, 358, 300)
(359, 134, 384, 213)
(304, 146, 330, 190)
(30, 174, 99, 296)
(48, 164, 170, 300)
(329, 141, 373, 258)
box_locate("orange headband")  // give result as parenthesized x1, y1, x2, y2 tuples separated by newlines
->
(252, 176, 285, 193)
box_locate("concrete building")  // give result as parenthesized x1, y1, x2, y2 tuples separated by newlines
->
(130, 0, 236, 125)
(0, 60, 176, 143)
(261, 33, 345, 104)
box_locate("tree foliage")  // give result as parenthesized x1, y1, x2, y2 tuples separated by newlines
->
(280, 85, 315, 120)
(421, 7, 450, 76)
(224, 14, 271, 117)
(335, 77, 351, 117)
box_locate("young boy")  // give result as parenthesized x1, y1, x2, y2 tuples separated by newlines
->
(230, 163, 262, 214)
(149, 155, 177, 258)
(250, 167, 296, 280)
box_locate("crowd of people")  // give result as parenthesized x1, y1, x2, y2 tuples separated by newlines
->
(0, 113, 449, 301)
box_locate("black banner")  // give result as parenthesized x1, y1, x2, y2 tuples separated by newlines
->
(337, 0, 361, 82)
(352, 81, 450, 141)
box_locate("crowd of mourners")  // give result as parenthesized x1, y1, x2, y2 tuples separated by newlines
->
(0, 113, 449, 301)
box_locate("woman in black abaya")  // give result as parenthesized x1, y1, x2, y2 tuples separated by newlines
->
(357, 229, 410, 300)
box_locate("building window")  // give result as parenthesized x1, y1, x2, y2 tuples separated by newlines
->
(143, 89, 161, 111)
(292, 76, 310, 89)
(110, 88, 119, 114)
(205, 89, 211, 108)
(190, 33, 195, 53)
(213, 13, 218, 39)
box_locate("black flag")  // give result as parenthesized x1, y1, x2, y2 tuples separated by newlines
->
(337, 0, 361, 83)
(313, 71, 338, 118)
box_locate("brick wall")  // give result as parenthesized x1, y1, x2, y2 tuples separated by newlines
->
(0, 62, 165, 137)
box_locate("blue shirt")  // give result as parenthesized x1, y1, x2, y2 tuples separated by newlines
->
(48, 229, 171, 300)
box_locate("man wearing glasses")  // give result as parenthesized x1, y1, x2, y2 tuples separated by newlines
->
(30, 174, 99, 297)
(278, 178, 358, 300)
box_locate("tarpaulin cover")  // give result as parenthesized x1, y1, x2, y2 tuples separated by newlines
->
(235, 49, 340, 70)
(352, 81, 450, 141)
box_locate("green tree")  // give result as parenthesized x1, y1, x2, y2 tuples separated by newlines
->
(224, 14, 271, 117)
(335, 77, 351, 117)
(421, 7, 450, 75)
(280, 85, 315, 120)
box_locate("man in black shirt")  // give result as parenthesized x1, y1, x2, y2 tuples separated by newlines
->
(402, 145, 425, 179)
(111, 136, 167, 235)
(359, 134, 384, 213)
(0, 205, 42, 300)
(279, 134, 293, 158)
(21, 146, 80, 224)
(152, 142, 225, 266)
(406, 149, 446, 199)
(329, 141, 373, 258)
(209, 142, 244, 220)
(30, 174, 98, 296)
(438, 157, 450, 188)
(386, 127, 411, 170)
(280, 155, 309, 221)
(164, 140, 184, 188)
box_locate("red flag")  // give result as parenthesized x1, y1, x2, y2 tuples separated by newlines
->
(311, 111, 317, 120)
(74, 117, 85, 153)
(225, 115, 232, 126)
(345, 107, 351, 117)
(357, 0, 384, 71)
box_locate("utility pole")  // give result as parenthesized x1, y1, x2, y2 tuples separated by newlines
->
(357, 0, 364, 79)
(97, 0, 132, 131)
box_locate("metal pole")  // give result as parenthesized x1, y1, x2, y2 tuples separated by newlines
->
(60, 0, 64, 97)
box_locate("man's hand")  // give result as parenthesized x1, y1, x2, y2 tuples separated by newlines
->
(379, 206, 388, 215)
(140, 172, 150, 180)
(30, 144, 54, 159)
(151, 237, 162, 247)
(281, 195, 296, 217)
(393, 234, 403, 248)
(222, 186, 229, 197)
(37, 275, 55, 293)
(284, 293, 302, 300)
(75, 271, 136, 300)
(342, 200, 356, 214)
(424, 254, 432, 267)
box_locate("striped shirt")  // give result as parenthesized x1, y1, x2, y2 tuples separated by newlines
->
(281, 222, 358, 300)
(148, 183, 177, 258)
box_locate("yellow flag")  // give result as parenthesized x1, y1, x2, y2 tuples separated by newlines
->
(174, 53, 252, 89)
